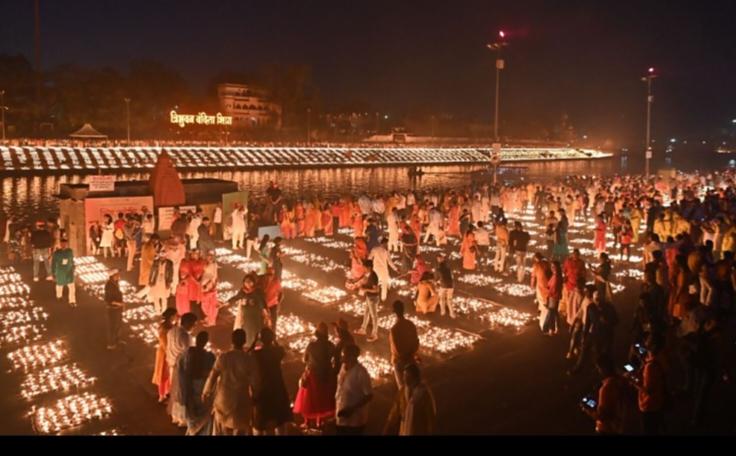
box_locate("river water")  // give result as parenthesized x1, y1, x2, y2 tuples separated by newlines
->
(2, 149, 732, 225)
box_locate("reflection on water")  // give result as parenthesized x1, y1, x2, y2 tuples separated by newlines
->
(2, 152, 731, 225)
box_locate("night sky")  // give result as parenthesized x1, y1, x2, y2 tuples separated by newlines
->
(1, 0, 735, 144)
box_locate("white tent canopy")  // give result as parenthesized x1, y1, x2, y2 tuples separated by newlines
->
(69, 123, 108, 139)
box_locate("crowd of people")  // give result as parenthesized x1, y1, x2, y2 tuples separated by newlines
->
(3, 168, 736, 435)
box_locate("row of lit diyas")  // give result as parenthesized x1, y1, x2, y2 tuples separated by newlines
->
(20, 363, 97, 401)
(359, 350, 394, 379)
(478, 307, 534, 331)
(0, 307, 49, 329)
(494, 283, 535, 298)
(31, 392, 113, 434)
(0, 296, 35, 310)
(337, 297, 365, 317)
(121, 305, 158, 324)
(1, 323, 47, 347)
(7, 339, 69, 373)
(418, 327, 481, 355)
(303, 236, 352, 251)
(303, 286, 348, 305)
(128, 322, 159, 346)
(457, 274, 502, 287)
(377, 313, 431, 331)
(450, 295, 495, 316)
(276, 314, 316, 339)
(0, 283, 31, 297)
(289, 252, 347, 274)
(616, 268, 645, 280)
(0, 272, 23, 283)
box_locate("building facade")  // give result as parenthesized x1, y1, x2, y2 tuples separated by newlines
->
(217, 83, 282, 129)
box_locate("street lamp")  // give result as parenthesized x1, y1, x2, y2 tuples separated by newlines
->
(641, 67, 658, 177)
(124, 97, 131, 144)
(487, 30, 508, 142)
(0, 90, 6, 141)
(306, 107, 312, 145)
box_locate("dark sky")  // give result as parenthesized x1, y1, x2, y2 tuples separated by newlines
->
(1, 0, 735, 143)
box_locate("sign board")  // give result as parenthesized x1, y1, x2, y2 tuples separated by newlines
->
(158, 205, 196, 232)
(170, 110, 233, 128)
(222, 191, 249, 240)
(84, 196, 154, 254)
(645, 149, 653, 159)
(258, 225, 282, 240)
(88, 175, 115, 192)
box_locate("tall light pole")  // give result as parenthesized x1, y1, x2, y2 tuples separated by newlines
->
(34, 0, 42, 130)
(487, 30, 508, 142)
(642, 67, 658, 177)
(0, 90, 6, 141)
(306, 107, 311, 145)
(124, 97, 131, 144)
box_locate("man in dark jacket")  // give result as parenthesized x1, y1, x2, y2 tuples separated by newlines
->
(31, 220, 53, 282)
(434, 254, 455, 318)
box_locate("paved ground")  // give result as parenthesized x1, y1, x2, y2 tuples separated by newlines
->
(2, 226, 735, 435)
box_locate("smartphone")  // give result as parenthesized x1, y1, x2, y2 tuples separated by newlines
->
(634, 343, 647, 356)
(581, 396, 597, 410)
(623, 364, 635, 373)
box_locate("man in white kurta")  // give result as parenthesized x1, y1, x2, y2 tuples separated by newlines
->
(387, 209, 401, 253)
(369, 238, 399, 302)
(230, 205, 246, 250)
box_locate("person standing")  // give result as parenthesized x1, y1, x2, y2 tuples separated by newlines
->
(178, 331, 216, 436)
(294, 323, 338, 429)
(200, 251, 219, 327)
(246, 212, 260, 258)
(30, 220, 53, 282)
(229, 274, 267, 348)
(197, 217, 215, 257)
(148, 254, 174, 315)
(261, 268, 283, 335)
(252, 328, 292, 435)
(203, 329, 257, 436)
(493, 220, 509, 273)
(356, 260, 380, 342)
(460, 229, 477, 271)
(509, 221, 531, 283)
(51, 238, 76, 307)
(435, 254, 455, 318)
(139, 234, 159, 288)
(99, 215, 114, 259)
(124, 216, 141, 272)
(369, 237, 399, 302)
(581, 355, 627, 435)
(257, 235, 272, 276)
(384, 364, 437, 435)
(630, 336, 667, 435)
(474, 222, 490, 270)
(231, 204, 246, 250)
(167, 312, 197, 428)
(400, 222, 419, 272)
(335, 344, 373, 435)
(212, 204, 223, 240)
(152, 308, 177, 403)
(269, 237, 284, 281)
(389, 301, 419, 388)
(543, 260, 563, 335)
(104, 270, 125, 350)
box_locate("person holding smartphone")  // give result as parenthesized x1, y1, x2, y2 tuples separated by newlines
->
(335, 344, 373, 435)
(581, 355, 627, 435)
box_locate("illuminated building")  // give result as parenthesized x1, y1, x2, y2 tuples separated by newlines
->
(218, 83, 282, 129)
